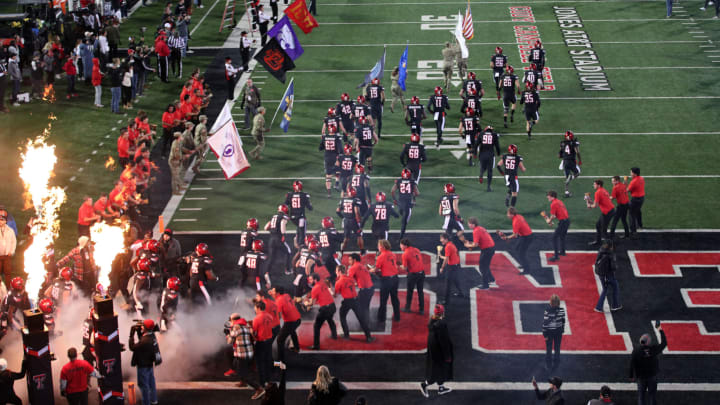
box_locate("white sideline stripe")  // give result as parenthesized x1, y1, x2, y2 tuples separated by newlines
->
(189, 0, 222, 36)
(193, 40, 708, 49)
(190, 187, 212, 190)
(179, 208, 203, 211)
(287, 66, 720, 72)
(705, 50, 720, 52)
(263, 96, 720, 102)
(185, 197, 208, 200)
(232, 131, 720, 138)
(318, 18, 700, 25)
(322, 0, 681, 5)
(172, 219, 197, 222)
(195, 175, 720, 181)
(152, 381, 720, 392)
(173, 229, 720, 235)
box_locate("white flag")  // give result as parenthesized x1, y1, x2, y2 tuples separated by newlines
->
(454, 12, 469, 59)
(207, 120, 250, 179)
(210, 102, 234, 134)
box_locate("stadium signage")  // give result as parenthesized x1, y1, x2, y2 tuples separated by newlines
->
(553, 6, 612, 91)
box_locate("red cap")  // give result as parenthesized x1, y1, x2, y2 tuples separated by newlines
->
(143, 319, 156, 330)
(434, 304, 445, 316)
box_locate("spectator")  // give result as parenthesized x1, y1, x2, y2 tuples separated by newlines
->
(0, 212, 17, 289)
(629, 325, 667, 405)
(29, 51, 44, 100)
(56, 236, 92, 291)
(108, 58, 123, 114)
(0, 358, 26, 404)
(225, 314, 264, 399)
(92, 58, 104, 108)
(0, 60, 6, 113)
(8, 54, 21, 107)
(122, 63, 133, 109)
(97, 29, 110, 68)
(117, 128, 131, 168)
(63, 53, 79, 99)
(176, 14, 191, 56)
(307, 365, 347, 405)
(533, 376, 565, 404)
(129, 319, 160, 405)
(80, 35, 95, 84)
(106, 19, 120, 58)
(542, 294, 565, 372)
(43, 49, 55, 85)
(60, 347, 102, 404)
(587, 385, 614, 405)
(594, 240, 622, 313)
(420, 304, 453, 398)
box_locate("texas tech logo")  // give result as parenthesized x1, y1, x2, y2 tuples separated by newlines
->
(33, 373, 47, 390)
(103, 358, 117, 374)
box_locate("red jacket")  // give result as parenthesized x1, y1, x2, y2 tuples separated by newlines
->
(63, 59, 76, 76)
(91, 58, 103, 86)
(155, 38, 171, 57)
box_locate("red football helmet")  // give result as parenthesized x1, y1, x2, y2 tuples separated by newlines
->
(347, 186, 357, 197)
(95, 283, 106, 296)
(434, 86, 443, 96)
(401, 168, 412, 179)
(327, 107, 335, 116)
(341, 92, 350, 102)
(529, 63, 537, 71)
(495, 46, 503, 54)
(252, 239, 264, 252)
(469, 88, 477, 96)
(343, 143, 353, 155)
(146, 239, 159, 253)
(167, 276, 181, 291)
(468, 71, 476, 80)
(137, 258, 151, 272)
(358, 116, 366, 124)
(535, 40, 542, 48)
(10, 277, 24, 291)
(371, 78, 380, 85)
(246, 218, 259, 231)
(508, 144, 518, 154)
(375, 192, 386, 203)
(466, 107, 474, 116)
(411, 96, 419, 105)
(304, 234, 316, 246)
(322, 216, 334, 229)
(195, 242, 210, 256)
(355, 164, 365, 174)
(357, 95, 366, 104)
(39, 298, 54, 314)
(506, 65, 514, 74)
(293, 180, 303, 192)
(410, 133, 420, 143)
(565, 131, 574, 141)
(484, 125, 494, 132)
(444, 183, 455, 194)
(141, 239, 151, 251)
(525, 81, 534, 90)
(308, 240, 319, 252)
(278, 204, 289, 214)
(60, 267, 73, 281)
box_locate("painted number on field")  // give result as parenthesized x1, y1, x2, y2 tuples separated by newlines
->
(416, 60, 462, 86)
(420, 15, 458, 31)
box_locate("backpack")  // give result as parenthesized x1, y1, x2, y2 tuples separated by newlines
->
(594, 252, 614, 277)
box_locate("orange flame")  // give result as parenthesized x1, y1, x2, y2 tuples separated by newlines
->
(42, 84, 55, 103)
(105, 156, 116, 170)
(90, 221, 127, 289)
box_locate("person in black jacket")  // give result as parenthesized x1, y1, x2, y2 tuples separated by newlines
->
(306, 365, 346, 405)
(542, 294, 565, 371)
(629, 325, 667, 405)
(420, 304, 453, 398)
(129, 319, 160, 405)
(594, 240, 622, 312)
(0, 358, 25, 405)
(533, 376, 565, 405)
(261, 362, 286, 405)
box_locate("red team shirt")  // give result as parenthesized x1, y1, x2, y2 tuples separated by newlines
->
(275, 293, 301, 322)
(262, 297, 280, 328)
(628, 176, 645, 198)
(595, 188, 615, 215)
(402, 246, 424, 273)
(612, 183, 630, 205)
(60, 359, 95, 394)
(334, 275, 358, 299)
(376, 250, 399, 277)
(253, 311, 274, 342)
(443, 242, 460, 265)
(77, 201, 95, 226)
(550, 199, 569, 220)
(117, 135, 130, 158)
(473, 226, 495, 249)
(348, 262, 373, 289)
(512, 214, 533, 236)
(312, 282, 335, 307)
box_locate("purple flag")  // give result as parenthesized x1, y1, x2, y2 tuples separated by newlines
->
(268, 16, 304, 61)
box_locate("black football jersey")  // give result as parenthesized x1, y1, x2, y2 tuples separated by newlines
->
(427, 95, 450, 113)
(461, 116, 479, 135)
(160, 287, 179, 314)
(317, 228, 342, 255)
(500, 73, 518, 94)
(530, 47, 546, 65)
(365, 202, 398, 229)
(268, 214, 288, 235)
(395, 178, 417, 200)
(560, 140, 580, 161)
(320, 134, 342, 160)
(353, 104, 371, 122)
(477, 129, 501, 155)
(523, 69, 540, 88)
(239, 230, 257, 253)
(350, 173, 370, 201)
(462, 95, 482, 115)
(406, 104, 425, 124)
(401, 143, 426, 168)
(338, 197, 361, 219)
(501, 154, 523, 177)
(520, 90, 540, 110)
(491, 54, 508, 71)
(366, 84, 384, 105)
(337, 154, 356, 177)
(356, 124, 375, 148)
(323, 116, 341, 134)
(439, 193, 459, 217)
(335, 101, 355, 122)
(295, 248, 318, 273)
(244, 251, 268, 276)
(462, 79, 482, 96)
(285, 191, 313, 218)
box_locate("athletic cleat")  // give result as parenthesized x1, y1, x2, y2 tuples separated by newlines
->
(564, 191, 572, 198)
(487, 186, 492, 192)
(593, 308, 603, 313)
(478, 177, 483, 184)
(438, 386, 452, 395)
(504, 122, 508, 128)
(420, 382, 429, 398)
(505, 195, 511, 207)
(510, 115, 514, 123)
(611, 306, 623, 312)
(700, 7, 706, 10)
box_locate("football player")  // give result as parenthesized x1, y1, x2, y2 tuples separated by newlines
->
(499, 65, 519, 128)
(400, 133, 427, 183)
(438, 183, 466, 243)
(43, 267, 80, 310)
(353, 95, 374, 129)
(476, 125, 502, 192)
(159, 276, 180, 331)
(291, 240, 321, 297)
(559, 131, 581, 197)
(38, 298, 56, 335)
(322, 107, 348, 142)
(244, 240, 271, 291)
(132, 258, 153, 317)
(427, 86, 450, 147)
(285, 180, 314, 246)
(522, 63, 542, 91)
(460, 71, 484, 101)
(336, 187, 365, 255)
(184, 243, 217, 305)
(497, 144, 527, 208)
(529, 40, 547, 84)
(319, 128, 343, 197)
(390, 169, 420, 239)
(458, 107, 480, 166)
(238, 218, 259, 285)
(335, 92, 355, 136)
(363, 192, 399, 243)
(405, 96, 426, 136)
(461, 88, 483, 120)
(336, 143, 357, 194)
(519, 81, 541, 140)
(364, 78, 385, 138)
(490, 46, 508, 99)
(264, 204, 293, 275)
(353, 116, 378, 171)
(0, 278, 31, 337)
(317, 216, 343, 278)
(350, 164, 372, 218)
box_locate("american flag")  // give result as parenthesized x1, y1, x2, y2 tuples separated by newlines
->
(462, 2, 474, 40)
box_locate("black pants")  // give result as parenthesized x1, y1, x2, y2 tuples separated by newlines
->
(255, 338, 273, 385)
(478, 247, 495, 287)
(596, 209, 615, 243)
(443, 264, 463, 303)
(240, 47, 251, 71)
(270, 1, 278, 21)
(161, 127, 173, 157)
(377, 276, 400, 321)
(158, 55, 169, 82)
(313, 303, 337, 347)
(277, 319, 300, 361)
(67, 390, 89, 405)
(268, 236, 292, 273)
(544, 330, 562, 369)
(514, 234, 533, 271)
(170, 48, 183, 77)
(339, 297, 371, 338)
(553, 219, 570, 256)
(405, 272, 425, 311)
(309, 0, 316, 15)
(479, 153, 495, 185)
(610, 203, 629, 237)
(121, 85, 132, 105)
(0, 75, 7, 109)
(434, 113, 445, 142)
(259, 21, 269, 46)
(370, 105, 382, 137)
(629, 196, 644, 233)
(399, 201, 412, 238)
(226, 77, 236, 100)
(67, 75, 76, 95)
(357, 287, 373, 327)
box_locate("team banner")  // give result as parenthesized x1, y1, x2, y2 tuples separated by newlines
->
(207, 120, 250, 179)
(356, 46, 386, 89)
(279, 79, 295, 132)
(254, 37, 296, 84)
(268, 16, 304, 61)
(462, 2, 474, 40)
(398, 44, 409, 91)
(284, 0, 319, 34)
(454, 12, 469, 59)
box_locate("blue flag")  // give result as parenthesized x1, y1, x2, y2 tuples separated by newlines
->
(268, 16, 304, 61)
(357, 47, 386, 89)
(398, 44, 409, 91)
(279, 79, 295, 132)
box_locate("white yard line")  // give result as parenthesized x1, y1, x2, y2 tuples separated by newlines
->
(195, 175, 720, 181)
(185, 197, 208, 200)
(174, 229, 720, 235)
(262, 96, 720, 102)
(228, 131, 720, 138)
(179, 208, 203, 211)
(316, 18, 701, 25)
(322, 0, 675, 5)
(191, 40, 709, 49)
(189, 0, 223, 36)
(284, 66, 720, 72)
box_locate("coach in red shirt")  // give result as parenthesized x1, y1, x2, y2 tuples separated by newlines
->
(610, 176, 630, 239)
(60, 347, 101, 402)
(348, 253, 373, 327)
(627, 167, 645, 237)
(546, 191, 570, 262)
(504, 207, 534, 273)
(586, 179, 616, 246)
(374, 239, 401, 323)
(252, 300, 274, 386)
(465, 218, 496, 290)
(307, 273, 337, 350)
(439, 233, 463, 304)
(335, 265, 374, 342)
(400, 238, 425, 313)
(269, 286, 301, 361)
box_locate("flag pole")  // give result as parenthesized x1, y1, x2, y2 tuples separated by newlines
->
(269, 77, 294, 130)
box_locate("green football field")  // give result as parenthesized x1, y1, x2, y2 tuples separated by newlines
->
(168, 0, 720, 233)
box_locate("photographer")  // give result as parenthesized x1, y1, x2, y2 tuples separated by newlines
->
(629, 324, 667, 405)
(224, 313, 264, 400)
(129, 319, 161, 405)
